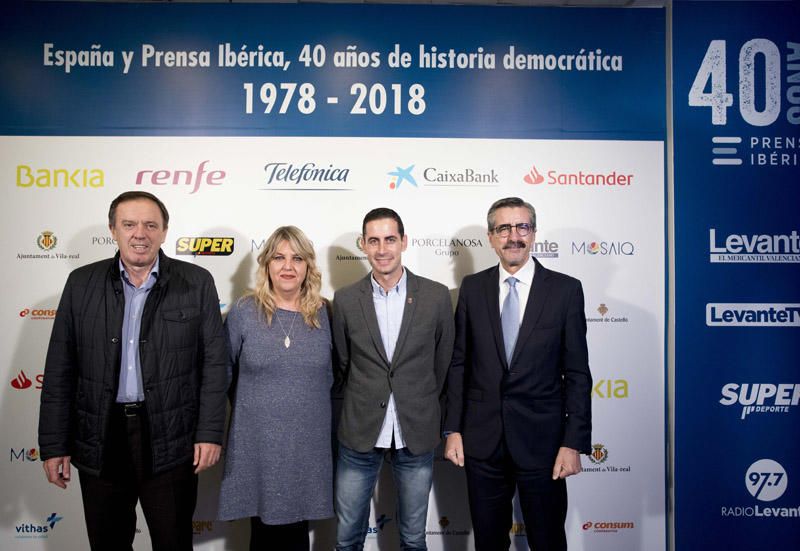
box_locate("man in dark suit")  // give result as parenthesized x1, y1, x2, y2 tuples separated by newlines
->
(332, 207, 455, 551)
(444, 197, 592, 551)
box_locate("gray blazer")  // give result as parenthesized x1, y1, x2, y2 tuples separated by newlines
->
(332, 269, 455, 455)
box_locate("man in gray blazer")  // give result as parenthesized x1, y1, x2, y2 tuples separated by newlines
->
(332, 207, 455, 551)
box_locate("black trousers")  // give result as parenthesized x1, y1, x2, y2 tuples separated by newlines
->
(250, 517, 309, 551)
(78, 403, 198, 551)
(464, 438, 567, 551)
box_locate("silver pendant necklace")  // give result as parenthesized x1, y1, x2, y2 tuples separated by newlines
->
(276, 309, 299, 348)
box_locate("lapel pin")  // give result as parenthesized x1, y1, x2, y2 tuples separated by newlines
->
(407, 297, 413, 304)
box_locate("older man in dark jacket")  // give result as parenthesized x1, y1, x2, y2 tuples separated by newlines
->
(38, 191, 228, 551)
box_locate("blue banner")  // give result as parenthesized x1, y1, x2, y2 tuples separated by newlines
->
(674, 1, 800, 548)
(0, 3, 664, 139)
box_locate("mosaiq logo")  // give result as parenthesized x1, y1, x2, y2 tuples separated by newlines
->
(706, 303, 800, 327)
(709, 229, 800, 263)
(721, 458, 798, 518)
(571, 240, 635, 256)
(10, 447, 39, 462)
(719, 383, 800, 420)
(135, 160, 226, 194)
(523, 163, 633, 188)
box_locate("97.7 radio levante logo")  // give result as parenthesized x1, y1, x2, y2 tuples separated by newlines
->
(688, 39, 799, 167)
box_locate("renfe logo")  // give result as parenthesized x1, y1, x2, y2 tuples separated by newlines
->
(720, 383, 800, 419)
(709, 229, 800, 263)
(706, 304, 800, 326)
(135, 161, 225, 194)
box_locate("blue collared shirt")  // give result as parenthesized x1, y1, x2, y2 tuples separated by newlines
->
(116, 258, 159, 403)
(371, 269, 407, 449)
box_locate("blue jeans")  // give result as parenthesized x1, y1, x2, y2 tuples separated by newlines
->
(335, 444, 433, 551)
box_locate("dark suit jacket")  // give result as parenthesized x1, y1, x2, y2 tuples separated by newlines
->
(332, 269, 455, 455)
(443, 258, 592, 470)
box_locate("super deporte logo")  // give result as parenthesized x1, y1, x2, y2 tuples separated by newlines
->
(176, 237, 234, 256)
(719, 383, 800, 420)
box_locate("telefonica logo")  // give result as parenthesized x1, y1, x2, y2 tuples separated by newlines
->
(17, 165, 104, 189)
(706, 304, 800, 327)
(720, 383, 800, 420)
(262, 162, 350, 190)
(523, 164, 633, 188)
(709, 229, 800, 263)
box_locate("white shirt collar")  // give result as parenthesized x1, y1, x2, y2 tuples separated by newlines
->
(499, 256, 535, 287)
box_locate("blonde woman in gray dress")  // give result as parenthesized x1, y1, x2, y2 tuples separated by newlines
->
(218, 226, 333, 551)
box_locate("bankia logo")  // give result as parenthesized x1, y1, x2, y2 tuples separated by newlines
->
(522, 163, 633, 188)
(720, 383, 799, 420)
(15, 513, 63, 539)
(721, 459, 798, 518)
(261, 162, 350, 190)
(176, 237, 234, 256)
(709, 229, 800, 263)
(17, 165, 104, 189)
(706, 304, 800, 327)
(592, 379, 629, 399)
(571, 240, 635, 256)
(135, 160, 225, 194)
(19, 308, 56, 320)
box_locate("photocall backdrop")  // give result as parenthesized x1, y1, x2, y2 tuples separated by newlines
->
(1, 3, 666, 550)
(673, 1, 800, 549)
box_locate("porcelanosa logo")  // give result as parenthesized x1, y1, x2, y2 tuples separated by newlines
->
(261, 162, 350, 190)
(709, 229, 800, 263)
(720, 383, 799, 420)
(706, 304, 800, 327)
(15, 513, 63, 539)
(522, 163, 633, 188)
(410, 236, 484, 257)
(721, 459, 798, 519)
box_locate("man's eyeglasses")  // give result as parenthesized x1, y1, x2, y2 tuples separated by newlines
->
(491, 223, 534, 237)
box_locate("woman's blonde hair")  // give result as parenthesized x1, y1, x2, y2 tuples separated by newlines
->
(251, 226, 322, 328)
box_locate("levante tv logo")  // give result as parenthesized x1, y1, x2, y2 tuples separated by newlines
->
(15, 513, 63, 538)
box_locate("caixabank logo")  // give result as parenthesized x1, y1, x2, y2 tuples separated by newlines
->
(709, 229, 800, 263)
(522, 163, 634, 188)
(176, 237, 234, 256)
(719, 383, 799, 420)
(721, 459, 798, 519)
(387, 163, 499, 190)
(15, 513, 63, 539)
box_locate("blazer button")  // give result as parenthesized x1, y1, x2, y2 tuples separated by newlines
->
(380, 401, 386, 408)
(111, 337, 119, 344)
(389, 371, 394, 378)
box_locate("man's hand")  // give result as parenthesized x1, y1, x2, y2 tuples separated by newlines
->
(43, 456, 71, 489)
(193, 443, 222, 474)
(552, 446, 582, 480)
(444, 433, 465, 467)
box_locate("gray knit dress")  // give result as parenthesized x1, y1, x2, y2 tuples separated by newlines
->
(218, 297, 334, 524)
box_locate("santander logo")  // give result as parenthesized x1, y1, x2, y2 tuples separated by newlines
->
(11, 371, 33, 390)
(523, 165, 545, 185)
